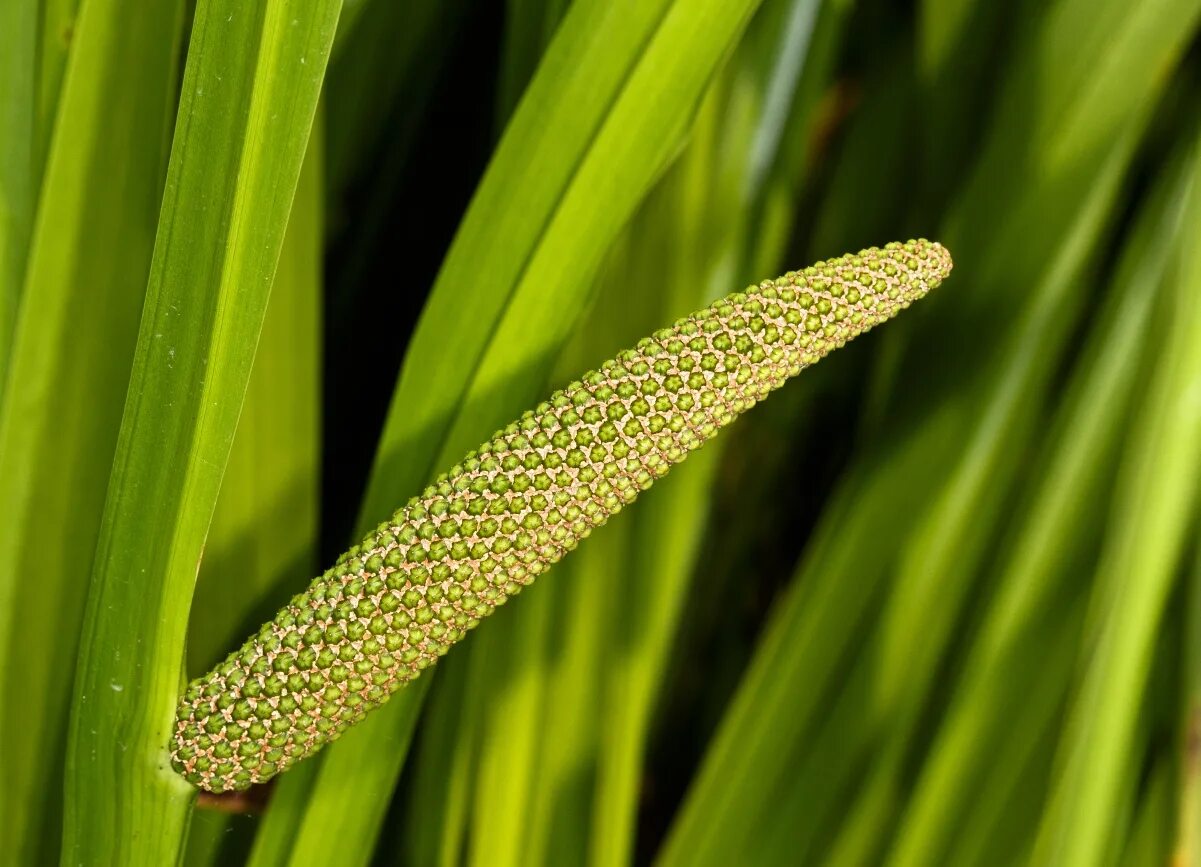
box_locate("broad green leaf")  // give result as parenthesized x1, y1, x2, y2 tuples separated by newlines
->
(356, 0, 760, 529)
(0, 0, 186, 860)
(63, 1, 340, 861)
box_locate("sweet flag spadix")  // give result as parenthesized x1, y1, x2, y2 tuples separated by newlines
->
(172, 240, 953, 792)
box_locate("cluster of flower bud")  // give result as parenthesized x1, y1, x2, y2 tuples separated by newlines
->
(171, 240, 952, 792)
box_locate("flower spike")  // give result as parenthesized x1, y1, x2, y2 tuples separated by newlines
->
(172, 240, 953, 792)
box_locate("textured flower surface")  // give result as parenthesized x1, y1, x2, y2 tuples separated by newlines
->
(172, 240, 953, 792)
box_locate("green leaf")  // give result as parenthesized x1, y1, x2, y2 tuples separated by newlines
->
(182, 119, 324, 867)
(1030, 128, 1201, 867)
(885, 129, 1197, 867)
(0, 0, 38, 390)
(35, 0, 83, 167)
(1178, 538, 1201, 866)
(660, 0, 1201, 859)
(62, 0, 340, 861)
(496, 0, 572, 123)
(0, 0, 185, 860)
(1119, 755, 1176, 867)
(186, 120, 324, 679)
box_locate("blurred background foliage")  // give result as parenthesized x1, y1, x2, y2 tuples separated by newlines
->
(2, 0, 1201, 864)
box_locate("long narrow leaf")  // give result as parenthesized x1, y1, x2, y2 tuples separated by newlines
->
(660, 0, 1200, 859)
(63, 1, 340, 861)
(1030, 127, 1201, 867)
(0, 0, 37, 391)
(886, 129, 1196, 867)
(0, 0, 186, 860)
(182, 121, 324, 867)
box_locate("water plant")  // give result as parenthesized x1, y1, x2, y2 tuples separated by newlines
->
(172, 241, 952, 792)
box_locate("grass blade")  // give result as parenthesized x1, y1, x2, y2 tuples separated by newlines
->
(0, 0, 38, 390)
(1030, 128, 1201, 867)
(63, 1, 340, 860)
(0, 0, 186, 860)
(34, 0, 82, 166)
(182, 122, 324, 867)
(1177, 538, 1201, 866)
(186, 124, 324, 679)
(1121, 755, 1176, 867)
(497, 0, 572, 123)
(660, 0, 1201, 859)
(886, 130, 1196, 867)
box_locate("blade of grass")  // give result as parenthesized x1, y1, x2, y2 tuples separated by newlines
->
(805, 41, 916, 262)
(0, 0, 37, 392)
(742, 0, 822, 202)
(398, 653, 475, 867)
(778, 102, 1161, 867)
(63, 1, 341, 861)
(587, 75, 741, 867)
(945, 666, 1071, 864)
(885, 129, 1196, 867)
(916, 0, 1015, 215)
(0, 0, 186, 861)
(466, 580, 557, 867)
(1121, 755, 1176, 867)
(659, 0, 1200, 859)
(469, 58, 689, 867)
(1029, 127, 1201, 867)
(740, 636, 877, 865)
(358, 0, 762, 527)
(185, 121, 324, 679)
(34, 0, 82, 169)
(522, 536, 623, 866)
(741, 0, 857, 278)
(181, 120, 324, 867)
(450, 90, 614, 836)
(590, 458, 719, 867)
(493, 231, 644, 867)
(1177, 538, 1201, 866)
(254, 2, 766, 862)
(497, 0, 573, 123)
